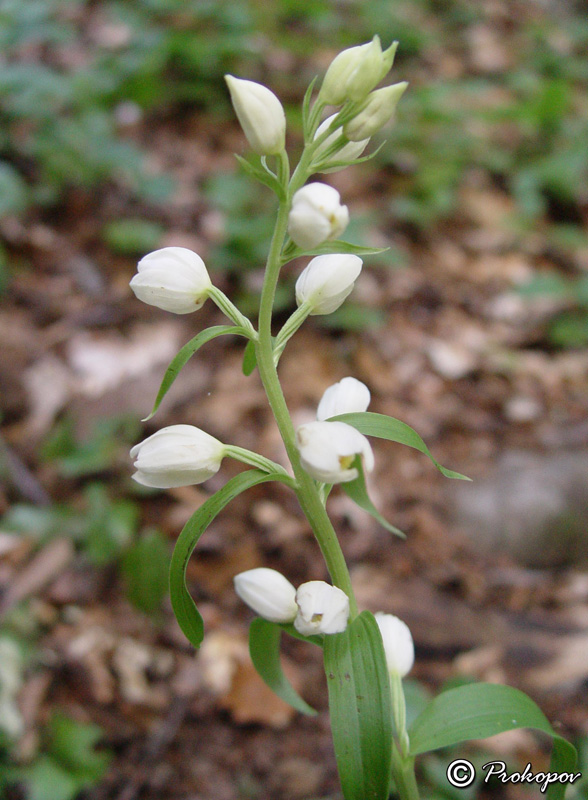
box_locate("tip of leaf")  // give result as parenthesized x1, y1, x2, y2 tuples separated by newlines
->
(141, 410, 156, 422)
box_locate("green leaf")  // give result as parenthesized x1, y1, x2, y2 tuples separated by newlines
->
(289, 240, 389, 259)
(47, 712, 111, 783)
(249, 618, 316, 715)
(15, 756, 80, 800)
(144, 325, 242, 420)
(324, 611, 393, 800)
(234, 154, 285, 198)
(170, 469, 292, 649)
(409, 683, 577, 800)
(122, 529, 170, 614)
(341, 455, 405, 538)
(332, 412, 470, 481)
(302, 75, 319, 140)
(242, 338, 257, 376)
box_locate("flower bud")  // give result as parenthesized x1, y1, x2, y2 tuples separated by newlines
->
(234, 568, 298, 623)
(344, 82, 408, 142)
(320, 37, 384, 105)
(295, 420, 374, 484)
(374, 612, 414, 677)
(131, 425, 225, 488)
(294, 581, 349, 635)
(225, 75, 286, 155)
(130, 247, 212, 314)
(295, 253, 362, 315)
(288, 183, 349, 250)
(317, 377, 371, 421)
(313, 114, 369, 173)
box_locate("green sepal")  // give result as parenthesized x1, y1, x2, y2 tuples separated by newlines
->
(408, 682, 577, 800)
(324, 611, 393, 800)
(143, 325, 243, 420)
(234, 154, 285, 199)
(249, 618, 317, 715)
(312, 141, 386, 174)
(332, 412, 471, 481)
(302, 75, 319, 141)
(169, 469, 292, 649)
(242, 338, 257, 376)
(342, 455, 405, 538)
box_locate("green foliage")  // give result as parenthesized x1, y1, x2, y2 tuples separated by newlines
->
(41, 415, 140, 478)
(8, 713, 111, 800)
(519, 272, 588, 348)
(323, 612, 393, 800)
(102, 219, 164, 255)
(169, 469, 293, 648)
(248, 618, 317, 715)
(409, 683, 577, 800)
(122, 529, 170, 614)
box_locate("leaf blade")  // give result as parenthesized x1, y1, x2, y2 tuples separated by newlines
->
(249, 618, 317, 715)
(332, 412, 470, 480)
(144, 325, 243, 420)
(169, 469, 291, 648)
(408, 683, 577, 800)
(341, 455, 405, 538)
(324, 611, 393, 800)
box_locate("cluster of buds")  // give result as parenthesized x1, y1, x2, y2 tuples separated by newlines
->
(234, 568, 414, 675)
(234, 567, 349, 636)
(296, 377, 373, 484)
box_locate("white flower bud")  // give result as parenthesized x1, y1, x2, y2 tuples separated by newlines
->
(295, 420, 374, 484)
(294, 581, 350, 635)
(313, 114, 369, 173)
(288, 183, 349, 250)
(320, 37, 384, 105)
(234, 568, 298, 623)
(344, 82, 408, 142)
(375, 612, 415, 677)
(317, 377, 371, 421)
(131, 425, 225, 488)
(225, 75, 286, 155)
(295, 253, 362, 315)
(130, 247, 212, 314)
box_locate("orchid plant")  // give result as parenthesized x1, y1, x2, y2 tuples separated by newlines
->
(129, 37, 576, 800)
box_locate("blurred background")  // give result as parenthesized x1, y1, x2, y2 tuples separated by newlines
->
(1, 0, 587, 798)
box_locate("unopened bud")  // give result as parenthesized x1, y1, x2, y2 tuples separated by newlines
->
(294, 581, 349, 635)
(295, 253, 362, 315)
(295, 420, 374, 484)
(225, 75, 286, 155)
(319, 37, 384, 105)
(375, 612, 415, 677)
(317, 377, 371, 421)
(131, 425, 225, 488)
(288, 183, 349, 250)
(313, 115, 370, 173)
(344, 82, 408, 142)
(130, 247, 212, 314)
(234, 568, 298, 623)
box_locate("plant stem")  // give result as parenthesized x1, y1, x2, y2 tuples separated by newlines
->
(391, 746, 421, 800)
(254, 150, 358, 618)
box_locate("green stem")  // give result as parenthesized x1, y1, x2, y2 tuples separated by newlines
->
(391, 746, 420, 800)
(254, 149, 358, 618)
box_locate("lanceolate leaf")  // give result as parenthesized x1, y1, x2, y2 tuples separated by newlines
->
(242, 338, 257, 376)
(290, 241, 389, 259)
(332, 412, 470, 481)
(341, 455, 405, 538)
(234, 154, 285, 198)
(169, 470, 292, 649)
(249, 618, 317, 716)
(144, 325, 243, 420)
(409, 683, 577, 800)
(324, 612, 393, 800)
